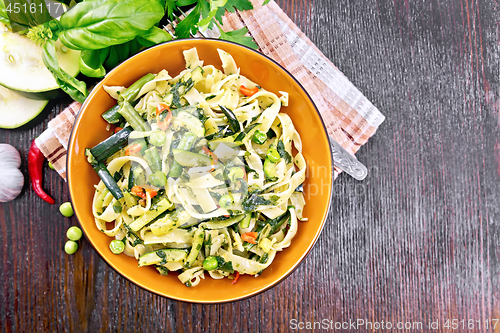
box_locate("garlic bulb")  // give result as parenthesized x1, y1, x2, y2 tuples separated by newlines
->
(0, 144, 24, 202)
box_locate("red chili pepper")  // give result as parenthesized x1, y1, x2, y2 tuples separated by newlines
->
(241, 232, 258, 244)
(28, 140, 55, 205)
(231, 271, 240, 285)
(240, 166, 247, 182)
(145, 188, 158, 198)
(131, 186, 157, 200)
(114, 126, 123, 134)
(131, 186, 147, 200)
(202, 146, 218, 171)
(156, 103, 172, 131)
(125, 143, 142, 156)
(240, 85, 259, 97)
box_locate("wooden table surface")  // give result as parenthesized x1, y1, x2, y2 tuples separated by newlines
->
(1, 0, 500, 332)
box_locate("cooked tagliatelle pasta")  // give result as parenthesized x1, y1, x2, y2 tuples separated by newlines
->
(86, 48, 308, 287)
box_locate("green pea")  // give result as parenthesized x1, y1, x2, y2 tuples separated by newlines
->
(64, 240, 78, 254)
(266, 148, 280, 163)
(219, 194, 233, 209)
(150, 130, 167, 147)
(59, 202, 74, 217)
(252, 130, 267, 145)
(203, 256, 219, 271)
(109, 239, 125, 255)
(149, 171, 167, 187)
(66, 226, 82, 241)
(48, 161, 55, 169)
(228, 167, 245, 182)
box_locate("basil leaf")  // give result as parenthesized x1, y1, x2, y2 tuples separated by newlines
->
(136, 26, 172, 47)
(42, 39, 88, 103)
(103, 38, 143, 69)
(79, 49, 106, 78)
(58, 0, 164, 50)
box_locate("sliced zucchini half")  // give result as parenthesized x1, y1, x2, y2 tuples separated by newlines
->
(0, 22, 80, 100)
(0, 85, 48, 129)
(138, 249, 188, 267)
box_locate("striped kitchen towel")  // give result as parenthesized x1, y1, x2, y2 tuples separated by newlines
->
(35, 0, 385, 180)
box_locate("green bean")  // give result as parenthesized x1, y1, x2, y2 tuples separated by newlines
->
(119, 73, 155, 103)
(168, 133, 197, 178)
(144, 147, 161, 173)
(118, 102, 150, 132)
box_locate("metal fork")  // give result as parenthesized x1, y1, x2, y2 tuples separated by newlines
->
(163, 10, 368, 180)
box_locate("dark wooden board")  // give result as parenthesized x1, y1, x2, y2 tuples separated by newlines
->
(1, 0, 500, 332)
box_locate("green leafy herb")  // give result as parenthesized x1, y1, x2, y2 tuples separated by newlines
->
(175, 0, 207, 38)
(277, 140, 292, 164)
(42, 40, 88, 103)
(155, 265, 169, 276)
(242, 191, 272, 212)
(219, 104, 240, 133)
(136, 26, 172, 47)
(57, 0, 165, 50)
(79, 49, 106, 78)
(215, 256, 234, 273)
(156, 250, 168, 265)
(218, 24, 258, 50)
(124, 224, 144, 246)
(0, 0, 10, 27)
(112, 201, 123, 213)
(257, 210, 290, 234)
(259, 252, 269, 264)
(171, 77, 195, 108)
(214, 0, 253, 24)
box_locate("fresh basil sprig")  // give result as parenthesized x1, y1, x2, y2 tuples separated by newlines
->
(29, 0, 169, 102)
(57, 0, 165, 50)
(27, 0, 259, 102)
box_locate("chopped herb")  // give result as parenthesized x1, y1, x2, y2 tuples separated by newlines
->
(124, 224, 144, 247)
(277, 140, 292, 164)
(215, 256, 234, 273)
(242, 192, 273, 212)
(259, 252, 269, 264)
(155, 265, 169, 276)
(171, 77, 194, 108)
(112, 201, 123, 213)
(156, 250, 168, 265)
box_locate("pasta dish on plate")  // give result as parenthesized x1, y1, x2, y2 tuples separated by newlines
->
(85, 47, 307, 287)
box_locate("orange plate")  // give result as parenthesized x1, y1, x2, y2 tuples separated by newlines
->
(68, 39, 333, 303)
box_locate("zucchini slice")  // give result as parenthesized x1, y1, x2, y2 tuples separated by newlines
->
(0, 22, 80, 99)
(0, 85, 48, 129)
(138, 249, 188, 267)
(172, 149, 212, 167)
(171, 111, 205, 137)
